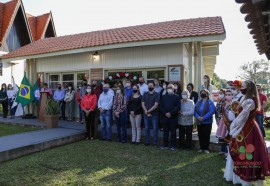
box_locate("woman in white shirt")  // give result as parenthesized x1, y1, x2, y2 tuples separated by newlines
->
(200, 75, 213, 99)
(7, 84, 16, 118)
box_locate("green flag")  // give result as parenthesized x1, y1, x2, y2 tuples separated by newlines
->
(32, 79, 40, 103)
(16, 73, 34, 106)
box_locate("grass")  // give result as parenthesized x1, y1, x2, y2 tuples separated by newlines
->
(0, 123, 38, 137)
(0, 140, 269, 186)
(266, 127, 270, 140)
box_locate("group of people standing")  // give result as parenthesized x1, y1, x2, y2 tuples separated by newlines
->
(214, 80, 270, 185)
(0, 83, 17, 119)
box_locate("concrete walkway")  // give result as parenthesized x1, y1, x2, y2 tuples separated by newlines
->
(0, 117, 269, 162)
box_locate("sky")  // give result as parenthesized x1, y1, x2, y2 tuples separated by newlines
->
(5, 0, 268, 80)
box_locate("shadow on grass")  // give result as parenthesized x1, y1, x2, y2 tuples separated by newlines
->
(0, 140, 238, 186)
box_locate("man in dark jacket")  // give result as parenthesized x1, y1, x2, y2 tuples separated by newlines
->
(160, 84, 180, 150)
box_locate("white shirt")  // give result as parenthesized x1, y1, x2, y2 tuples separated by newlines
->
(98, 92, 113, 110)
(232, 92, 243, 103)
(137, 83, 148, 95)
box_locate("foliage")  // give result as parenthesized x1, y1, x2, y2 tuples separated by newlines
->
(45, 99, 60, 115)
(0, 123, 37, 137)
(211, 73, 228, 89)
(0, 140, 248, 185)
(237, 59, 270, 88)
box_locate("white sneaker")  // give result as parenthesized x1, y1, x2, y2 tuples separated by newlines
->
(204, 150, 210, 154)
(198, 149, 203, 153)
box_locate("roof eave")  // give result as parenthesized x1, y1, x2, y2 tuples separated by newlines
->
(1, 33, 226, 62)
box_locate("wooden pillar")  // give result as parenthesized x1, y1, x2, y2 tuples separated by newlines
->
(188, 42, 193, 84)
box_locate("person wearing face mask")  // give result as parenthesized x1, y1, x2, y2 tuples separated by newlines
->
(215, 89, 226, 125)
(53, 83, 66, 120)
(137, 77, 148, 96)
(178, 90, 194, 150)
(160, 81, 169, 96)
(113, 86, 128, 143)
(81, 85, 97, 140)
(7, 84, 16, 119)
(153, 78, 162, 93)
(159, 84, 180, 151)
(216, 89, 233, 157)
(98, 83, 113, 141)
(255, 84, 267, 138)
(200, 75, 213, 99)
(173, 82, 182, 99)
(128, 85, 143, 144)
(0, 83, 8, 118)
(230, 80, 243, 103)
(187, 83, 198, 104)
(76, 85, 83, 123)
(124, 79, 133, 99)
(64, 84, 75, 121)
(91, 80, 101, 138)
(194, 89, 215, 153)
(224, 80, 270, 185)
(142, 81, 160, 146)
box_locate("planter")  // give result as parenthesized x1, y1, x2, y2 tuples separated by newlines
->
(44, 115, 59, 128)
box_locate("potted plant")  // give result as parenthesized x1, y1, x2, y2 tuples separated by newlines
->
(44, 99, 60, 128)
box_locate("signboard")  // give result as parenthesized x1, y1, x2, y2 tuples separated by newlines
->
(168, 66, 181, 81)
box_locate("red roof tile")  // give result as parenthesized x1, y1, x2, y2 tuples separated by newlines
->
(2, 16, 225, 60)
(0, 0, 20, 44)
(27, 13, 53, 41)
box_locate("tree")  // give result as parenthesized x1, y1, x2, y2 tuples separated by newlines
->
(237, 59, 270, 86)
(211, 73, 228, 90)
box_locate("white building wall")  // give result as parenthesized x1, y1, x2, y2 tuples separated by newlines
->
(12, 60, 25, 85)
(0, 62, 12, 85)
(36, 43, 183, 73)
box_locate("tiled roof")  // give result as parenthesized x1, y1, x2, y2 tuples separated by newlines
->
(1, 16, 225, 60)
(27, 12, 52, 41)
(0, 0, 20, 44)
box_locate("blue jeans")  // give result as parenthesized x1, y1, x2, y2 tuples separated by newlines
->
(255, 114, 265, 137)
(115, 110, 127, 142)
(100, 110, 112, 140)
(78, 103, 83, 122)
(144, 114, 159, 145)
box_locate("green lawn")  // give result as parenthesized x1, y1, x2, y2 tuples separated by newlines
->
(266, 127, 270, 140)
(0, 123, 38, 137)
(0, 140, 269, 186)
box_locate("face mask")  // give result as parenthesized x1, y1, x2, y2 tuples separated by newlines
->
(231, 89, 237, 95)
(219, 94, 224, 99)
(182, 95, 188, 99)
(68, 87, 71, 90)
(92, 85, 96, 88)
(240, 88, 247, 95)
(133, 90, 138, 93)
(83, 83, 87, 86)
(116, 90, 121, 94)
(58, 86, 61, 90)
(201, 93, 207, 98)
(139, 81, 143, 85)
(163, 85, 166, 89)
(103, 88, 109, 93)
(225, 95, 232, 101)
(204, 78, 208, 83)
(148, 87, 154, 92)
(126, 83, 130, 87)
(86, 89, 91, 93)
(78, 87, 81, 90)
(167, 89, 173, 94)
(174, 86, 178, 90)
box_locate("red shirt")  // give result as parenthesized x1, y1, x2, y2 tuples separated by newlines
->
(80, 94, 97, 111)
(76, 90, 81, 103)
(256, 93, 268, 114)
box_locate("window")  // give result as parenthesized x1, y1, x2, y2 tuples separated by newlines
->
(77, 73, 87, 88)
(146, 69, 165, 83)
(62, 74, 74, 89)
(49, 75, 59, 90)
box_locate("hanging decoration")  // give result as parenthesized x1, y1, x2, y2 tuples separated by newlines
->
(104, 72, 142, 83)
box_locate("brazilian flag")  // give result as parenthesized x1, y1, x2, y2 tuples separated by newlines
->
(16, 73, 34, 106)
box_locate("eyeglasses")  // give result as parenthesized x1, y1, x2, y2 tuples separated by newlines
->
(225, 94, 232, 96)
(231, 88, 236, 90)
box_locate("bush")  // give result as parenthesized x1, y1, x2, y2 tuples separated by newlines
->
(45, 99, 60, 115)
